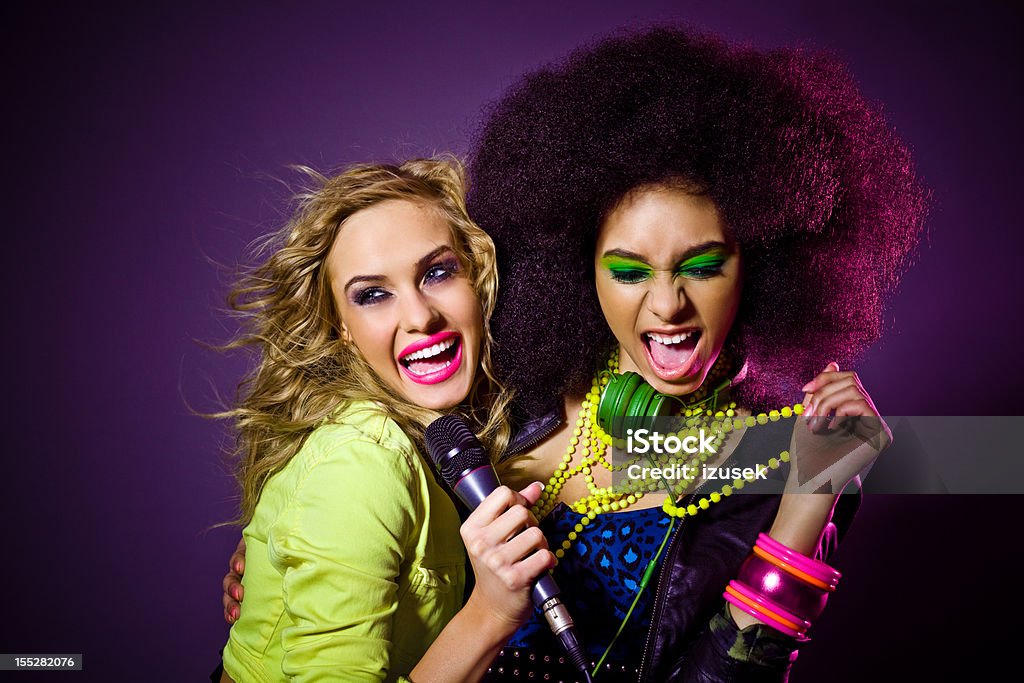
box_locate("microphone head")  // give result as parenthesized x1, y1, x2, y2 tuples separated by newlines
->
(424, 415, 490, 486)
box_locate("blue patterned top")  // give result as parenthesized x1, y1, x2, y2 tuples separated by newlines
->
(506, 502, 673, 667)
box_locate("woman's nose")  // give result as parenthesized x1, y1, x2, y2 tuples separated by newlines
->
(645, 277, 687, 322)
(400, 291, 442, 332)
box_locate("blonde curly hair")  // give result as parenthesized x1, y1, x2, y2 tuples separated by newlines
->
(221, 157, 511, 524)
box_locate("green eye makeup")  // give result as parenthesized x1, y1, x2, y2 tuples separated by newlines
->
(676, 250, 728, 279)
(601, 255, 654, 284)
(601, 249, 729, 284)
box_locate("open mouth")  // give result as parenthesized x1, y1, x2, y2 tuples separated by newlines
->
(642, 329, 702, 381)
(398, 332, 463, 385)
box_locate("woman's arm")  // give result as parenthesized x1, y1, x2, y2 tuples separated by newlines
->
(269, 435, 424, 680)
(730, 362, 886, 630)
(667, 365, 883, 681)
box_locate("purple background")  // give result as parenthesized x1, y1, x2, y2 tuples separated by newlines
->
(2, 1, 1021, 679)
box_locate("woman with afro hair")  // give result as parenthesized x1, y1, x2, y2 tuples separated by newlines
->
(465, 26, 925, 681)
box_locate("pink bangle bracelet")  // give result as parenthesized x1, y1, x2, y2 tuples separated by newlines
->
(752, 546, 832, 591)
(728, 580, 812, 631)
(724, 590, 806, 639)
(737, 553, 830, 622)
(757, 533, 841, 590)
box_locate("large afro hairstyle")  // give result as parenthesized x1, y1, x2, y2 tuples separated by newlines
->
(468, 26, 927, 422)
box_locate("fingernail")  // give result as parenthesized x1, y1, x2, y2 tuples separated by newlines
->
(536, 482, 545, 492)
(801, 382, 812, 392)
(234, 562, 243, 574)
(232, 586, 240, 600)
(231, 608, 239, 621)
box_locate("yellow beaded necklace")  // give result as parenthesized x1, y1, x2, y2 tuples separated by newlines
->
(531, 349, 804, 562)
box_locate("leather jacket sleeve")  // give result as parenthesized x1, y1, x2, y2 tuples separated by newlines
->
(667, 606, 800, 682)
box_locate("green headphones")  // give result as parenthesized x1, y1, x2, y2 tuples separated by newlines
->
(596, 369, 736, 437)
(596, 370, 675, 435)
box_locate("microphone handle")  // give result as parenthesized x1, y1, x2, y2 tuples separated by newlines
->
(452, 466, 501, 509)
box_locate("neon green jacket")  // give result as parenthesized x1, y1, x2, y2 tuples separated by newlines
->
(222, 401, 466, 682)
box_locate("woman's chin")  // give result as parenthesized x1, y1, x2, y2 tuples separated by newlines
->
(645, 370, 706, 398)
(399, 371, 473, 412)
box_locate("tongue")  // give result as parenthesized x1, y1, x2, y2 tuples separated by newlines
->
(407, 358, 450, 376)
(648, 337, 697, 370)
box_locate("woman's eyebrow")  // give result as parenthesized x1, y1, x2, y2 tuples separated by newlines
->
(677, 241, 729, 263)
(344, 273, 384, 293)
(415, 245, 455, 271)
(601, 241, 729, 266)
(600, 249, 651, 264)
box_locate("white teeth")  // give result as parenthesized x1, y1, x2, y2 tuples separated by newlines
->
(403, 338, 456, 361)
(647, 331, 694, 345)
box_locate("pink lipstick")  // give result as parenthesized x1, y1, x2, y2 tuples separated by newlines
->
(398, 331, 463, 385)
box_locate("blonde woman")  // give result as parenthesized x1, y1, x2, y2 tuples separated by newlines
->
(216, 158, 553, 682)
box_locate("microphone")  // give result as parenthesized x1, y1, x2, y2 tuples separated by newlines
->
(425, 415, 591, 677)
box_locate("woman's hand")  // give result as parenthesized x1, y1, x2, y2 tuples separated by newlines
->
(768, 362, 890, 555)
(410, 482, 554, 682)
(789, 362, 891, 495)
(222, 538, 246, 624)
(460, 482, 555, 634)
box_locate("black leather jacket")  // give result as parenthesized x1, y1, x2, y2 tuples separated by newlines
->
(501, 409, 859, 682)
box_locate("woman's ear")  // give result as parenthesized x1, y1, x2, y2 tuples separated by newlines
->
(339, 323, 351, 344)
